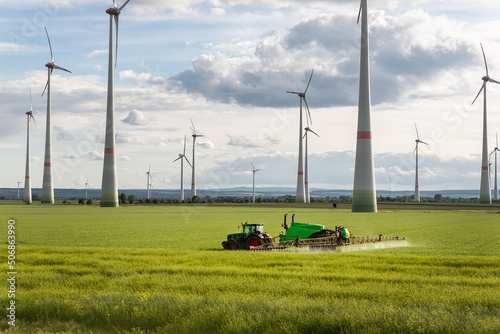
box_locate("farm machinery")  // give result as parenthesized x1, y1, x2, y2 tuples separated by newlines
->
(222, 214, 405, 251)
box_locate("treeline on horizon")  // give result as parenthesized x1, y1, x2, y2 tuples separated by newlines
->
(4, 193, 488, 205)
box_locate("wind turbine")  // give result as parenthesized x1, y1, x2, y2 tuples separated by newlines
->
(24, 88, 36, 204)
(145, 164, 152, 199)
(85, 178, 89, 200)
(304, 127, 319, 203)
(190, 119, 203, 198)
(490, 133, 499, 200)
(17, 179, 22, 200)
(352, 0, 377, 212)
(287, 69, 314, 203)
(472, 43, 499, 204)
(41, 27, 71, 204)
(101, 0, 131, 207)
(413, 124, 429, 202)
(251, 163, 260, 203)
(173, 136, 192, 201)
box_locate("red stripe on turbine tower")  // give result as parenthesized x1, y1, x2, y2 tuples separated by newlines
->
(357, 131, 372, 139)
(104, 148, 116, 154)
(44, 163, 52, 167)
(482, 166, 489, 170)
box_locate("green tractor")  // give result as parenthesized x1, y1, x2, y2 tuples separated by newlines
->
(222, 214, 355, 251)
(222, 223, 273, 250)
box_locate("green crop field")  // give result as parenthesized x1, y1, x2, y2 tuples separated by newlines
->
(1, 204, 499, 333)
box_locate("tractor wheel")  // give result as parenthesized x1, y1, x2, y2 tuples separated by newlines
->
(224, 240, 238, 251)
(245, 236, 262, 250)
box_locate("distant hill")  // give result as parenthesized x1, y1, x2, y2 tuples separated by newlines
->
(0, 187, 482, 200)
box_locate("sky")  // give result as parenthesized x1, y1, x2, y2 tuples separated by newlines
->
(2, 0, 500, 194)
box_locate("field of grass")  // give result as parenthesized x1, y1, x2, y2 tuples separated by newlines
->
(1, 203, 499, 333)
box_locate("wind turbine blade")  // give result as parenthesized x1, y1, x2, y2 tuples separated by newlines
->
(414, 123, 419, 140)
(251, 162, 255, 170)
(184, 156, 192, 168)
(303, 96, 312, 126)
(190, 118, 196, 134)
(497, 132, 498, 148)
(44, 27, 53, 62)
(421, 141, 429, 145)
(304, 68, 314, 94)
(472, 83, 485, 105)
(357, 0, 362, 24)
(183, 135, 187, 155)
(286, 91, 301, 95)
(52, 64, 72, 73)
(480, 43, 489, 76)
(309, 128, 319, 137)
(113, 0, 117, 8)
(114, 15, 119, 68)
(173, 156, 182, 162)
(413, 143, 417, 155)
(41, 80, 49, 97)
(489, 78, 500, 85)
(29, 87, 32, 111)
(118, 0, 131, 11)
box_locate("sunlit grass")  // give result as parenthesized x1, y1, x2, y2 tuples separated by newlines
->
(1, 205, 499, 333)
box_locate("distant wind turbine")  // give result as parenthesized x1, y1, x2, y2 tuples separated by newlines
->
(173, 136, 192, 201)
(472, 43, 499, 204)
(100, 0, 131, 207)
(24, 88, 36, 204)
(17, 178, 22, 200)
(490, 133, 499, 200)
(352, 0, 377, 212)
(251, 163, 260, 203)
(41, 27, 71, 204)
(145, 164, 152, 199)
(287, 68, 314, 203)
(413, 123, 428, 202)
(85, 178, 89, 200)
(190, 119, 203, 198)
(304, 127, 319, 203)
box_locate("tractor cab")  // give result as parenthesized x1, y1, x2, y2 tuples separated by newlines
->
(243, 224, 264, 236)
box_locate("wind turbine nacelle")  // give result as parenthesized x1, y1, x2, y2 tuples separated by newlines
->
(106, 8, 119, 15)
(483, 76, 490, 81)
(45, 63, 54, 68)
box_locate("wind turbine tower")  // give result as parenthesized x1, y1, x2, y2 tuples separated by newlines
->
(146, 164, 152, 199)
(352, 0, 377, 212)
(491, 133, 499, 200)
(41, 28, 71, 204)
(100, 0, 131, 207)
(304, 127, 319, 203)
(85, 178, 89, 200)
(472, 43, 499, 204)
(287, 69, 314, 203)
(413, 124, 428, 202)
(24, 88, 35, 204)
(17, 179, 22, 200)
(174, 136, 192, 201)
(251, 163, 260, 203)
(190, 119, 203, 198)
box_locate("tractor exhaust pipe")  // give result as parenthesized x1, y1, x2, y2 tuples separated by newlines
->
(282, 214, 289, 230)
(292, 214, 295, 222)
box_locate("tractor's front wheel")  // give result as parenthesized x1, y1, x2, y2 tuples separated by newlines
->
(224, 240, 238, 250)
(246, 236, 262, 250)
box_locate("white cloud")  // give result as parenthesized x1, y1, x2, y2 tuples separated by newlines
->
(121, 109, 148, 126)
